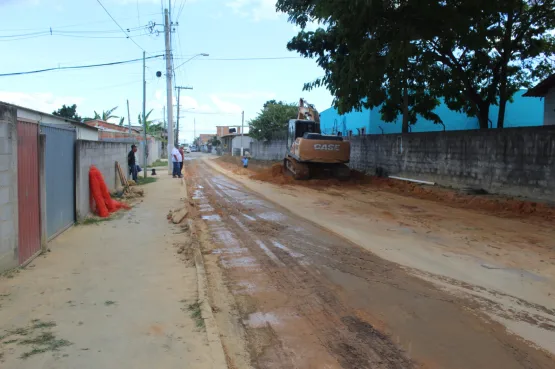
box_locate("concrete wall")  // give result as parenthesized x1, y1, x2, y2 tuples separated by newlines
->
(250, 139, 287, 161)
(0, 104, 18, 272)
(345, 126, 555, 201)
(100, 136, 162, 167)
(75, 140, 130, 220)
(232, 136, 254, 154)
(545, 89, 555, 126)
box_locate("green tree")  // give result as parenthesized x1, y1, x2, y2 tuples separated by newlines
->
(52, 104, 82, 122)
(210, 136, 221, 147)
(119, 117, 125, 126)
(138, 109, 157, 133)
(249, 100, 298, 140)
(277, 0, 555, 130)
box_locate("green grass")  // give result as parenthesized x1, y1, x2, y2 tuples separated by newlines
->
(31, 320, 56, 330)
(18, 332, 72, 359)
(79, 217, 110, 225)
(0, 319, 72, 360)
(149, 159, 168, 168)
(104, 300, 116, 306)
(187, 301, 205, 329)
(136, 176, 158, 185)
(1, 268, 20, 279)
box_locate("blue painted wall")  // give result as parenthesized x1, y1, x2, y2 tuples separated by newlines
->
(320, 90, 543, 135)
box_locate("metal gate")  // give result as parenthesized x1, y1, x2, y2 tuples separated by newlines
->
(41, 124, 76, 239)
(17, 121, 41, 264)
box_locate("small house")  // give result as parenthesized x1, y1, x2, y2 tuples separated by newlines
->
(523, 74, 555, 126)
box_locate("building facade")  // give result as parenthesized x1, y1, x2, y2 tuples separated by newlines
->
(320, 90, 544, 136)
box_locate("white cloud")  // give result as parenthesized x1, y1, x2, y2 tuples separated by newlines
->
(226, 0, 280, 22)
(210, 95, 243, 114)
(219, 91, 276, 100)
(0, 91, 85, 115)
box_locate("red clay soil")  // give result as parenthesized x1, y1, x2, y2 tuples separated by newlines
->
(214, 157, 555, 221)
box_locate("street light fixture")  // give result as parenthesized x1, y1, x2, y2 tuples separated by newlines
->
(174, 53, 209, 70)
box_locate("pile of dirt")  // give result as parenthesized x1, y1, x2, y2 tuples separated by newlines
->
(250, 164, 372, 188)
(213, 158, 555, 220)
(369, 177, 555, 220)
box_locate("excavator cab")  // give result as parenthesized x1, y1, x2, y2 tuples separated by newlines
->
(287, 120, 320, 150)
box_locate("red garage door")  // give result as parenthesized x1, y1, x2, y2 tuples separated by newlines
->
(17, 121, 41, 264)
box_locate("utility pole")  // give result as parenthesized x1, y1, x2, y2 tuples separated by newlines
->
(164, 8, 173, 174)
(142, 51, 148, 179)
(126, 99, 131, 134)
(175, 86, 193, 147)
(194, 118, 196, 146)
(241, 110, 244, 156)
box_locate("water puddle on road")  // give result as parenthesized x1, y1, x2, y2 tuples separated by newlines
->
(258, 212, 287, 222)
(244, 312, 283, 328)
(221, 256, 259, 269)
(199, 204, 214, 212)
(202, 214, 222, 222)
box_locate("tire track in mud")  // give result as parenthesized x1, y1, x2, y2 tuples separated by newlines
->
(188, 160, 555, 369)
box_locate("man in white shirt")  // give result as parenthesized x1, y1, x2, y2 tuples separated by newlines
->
(171, 146, 183, 178)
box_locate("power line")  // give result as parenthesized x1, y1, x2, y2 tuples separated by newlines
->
(0, 29, 152, 42)
(0, 12, 163, 32)
(95, 0, 146, 52)
(0, 24, 148, 37)
(0, 54, 164, 77)
(176, 0, 187, 23)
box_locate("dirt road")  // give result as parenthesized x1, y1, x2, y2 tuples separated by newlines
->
(0, 173, 222, 368)
(188, 157, 555, 369)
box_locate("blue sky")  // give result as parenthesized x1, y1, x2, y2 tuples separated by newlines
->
(0, 0, 331, 143)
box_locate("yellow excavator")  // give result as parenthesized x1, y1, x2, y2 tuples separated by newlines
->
(283, 99, 351, 180)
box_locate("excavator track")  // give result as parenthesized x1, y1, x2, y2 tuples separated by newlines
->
(284, 157, 310, 180)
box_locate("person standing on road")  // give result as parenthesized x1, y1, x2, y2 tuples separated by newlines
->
(179, 145, 185, 174)
(171, 146, 182, 178)
(242, 156, 249, 168)
(128, 145, 138, 181)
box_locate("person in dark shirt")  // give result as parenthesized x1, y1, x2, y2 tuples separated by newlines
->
(128, 145, 138, 181)
(179, 146, 185, 174)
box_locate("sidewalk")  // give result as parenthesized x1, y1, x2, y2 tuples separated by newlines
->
(0, 174, 217, 368)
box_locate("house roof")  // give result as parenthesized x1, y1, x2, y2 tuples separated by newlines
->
(523, 74, 555, 97)
(2, 101, 99, 131)
(86, 119, 142, 133)
(219, 133, 250, 139)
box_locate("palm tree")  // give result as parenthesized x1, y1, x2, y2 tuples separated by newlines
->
(138, 109, 156, 133)
(101, 106, 119, 121)
(84, 106, 120, 122)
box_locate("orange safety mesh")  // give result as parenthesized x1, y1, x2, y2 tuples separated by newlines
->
(89, 166, 130, 218)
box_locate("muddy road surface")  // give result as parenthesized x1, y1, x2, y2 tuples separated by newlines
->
(187, 159, 554, 369)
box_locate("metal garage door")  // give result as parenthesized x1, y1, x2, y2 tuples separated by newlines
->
(17, 121, 41, 264)
(41, 124, 76, 239)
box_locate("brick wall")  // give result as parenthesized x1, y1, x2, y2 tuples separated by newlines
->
(75, 140, 130, 220)
(346, 126, 555, 201)
(0, 104, 18, 272)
